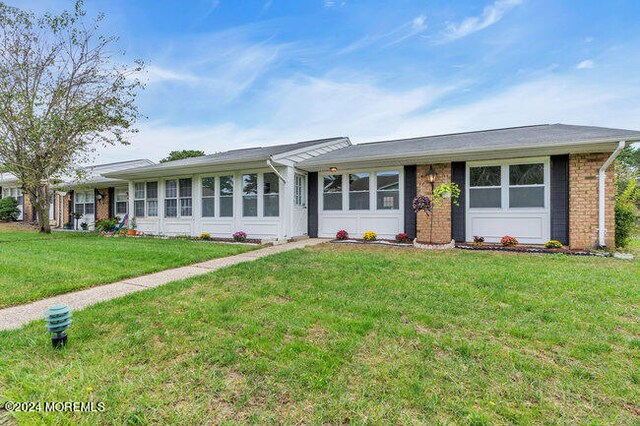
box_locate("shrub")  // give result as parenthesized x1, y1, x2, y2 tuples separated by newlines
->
(615, 202, 636, 247)
(335, 230, 349, 240)
(233, 231, 247, 242)
(200, 232, 211, 240)
(395, 233, 411, 243)
(473, 235, 485, 245)
(363, 231, 377, 241)
(500, 235, 518, 247)
(0, 197, 19, 221)
(412, 195, 432, 215)
(95, 217, 119, 233)
(545, 240, 563, 249)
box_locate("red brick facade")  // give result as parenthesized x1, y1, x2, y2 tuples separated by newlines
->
(95, 188, 111, 221)
(416, 163, 452, 244)
(568, 152, 615, 249)
(23, 194, 35, 223)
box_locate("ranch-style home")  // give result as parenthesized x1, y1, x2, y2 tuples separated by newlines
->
(2, 124, 639, 249)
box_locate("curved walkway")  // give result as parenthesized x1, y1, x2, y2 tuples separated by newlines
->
(0, 238, 327, 331)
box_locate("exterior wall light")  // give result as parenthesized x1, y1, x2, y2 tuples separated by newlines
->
(425, 165, 437, 190)
(45, 304, 72, 348)
(329, 167, 338, 173)
(96, 193, 103, 201)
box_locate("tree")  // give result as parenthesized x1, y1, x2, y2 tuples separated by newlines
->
(0, 1, 143, 233)
(159, 150, 206, 163)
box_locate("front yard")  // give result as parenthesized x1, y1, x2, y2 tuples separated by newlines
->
(0, 244, 637, 424)
(0, 227, 255, 308)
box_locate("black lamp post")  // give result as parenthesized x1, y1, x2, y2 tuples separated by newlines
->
(426, 165, 437, 191)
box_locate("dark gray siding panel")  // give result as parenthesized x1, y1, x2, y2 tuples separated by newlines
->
(307, 172, 318, 238)
(403, 165, 417, 239)
(451, 162, 466, 242)
(550, 155, 569, 245)
(108, 187, 115, 218)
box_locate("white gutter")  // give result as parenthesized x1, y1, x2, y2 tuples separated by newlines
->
(598, 140, 626, 246)
(267, 157, 287, 183)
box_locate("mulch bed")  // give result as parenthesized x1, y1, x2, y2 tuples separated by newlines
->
(456, 243, 611, 257)
(332, 238, 413, 247)
(203, 237, 262, 245)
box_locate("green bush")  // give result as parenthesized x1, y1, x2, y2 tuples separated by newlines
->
(615, 202, 636, 247)
(95, 217, 120, 233)
(0, 197, 19, 221)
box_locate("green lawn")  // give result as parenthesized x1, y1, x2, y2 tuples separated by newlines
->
(0, 230, 255, 308)
(0, 244, 637, 424)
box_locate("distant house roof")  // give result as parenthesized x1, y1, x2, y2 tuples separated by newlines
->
(299, 124, 640, 170)
(104, 137, 349, 179)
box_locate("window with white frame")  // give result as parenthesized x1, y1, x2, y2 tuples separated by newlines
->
(75, 191, 95, 215)
(114, 188, 128, 216)
(242, 174, 258, 217)
(202, 177, 215, 217)
(509, 163, 545, 208)
(263, 172, 279, 217)
(146, 182, 158, 217)
(469, 162, 546, 209)
(179, 178, 192, 216)
(134, 182, 145, 217)
(165, 179, 178, 217)
(219, 175, 233, 217)
(294, 173, 306, 207)
(3, 187, 23, 204)
(349, 173, 370, 210)
(323, 174, 342, 210)
(376, 171, 399, 209)
(469, 166, 502, 208)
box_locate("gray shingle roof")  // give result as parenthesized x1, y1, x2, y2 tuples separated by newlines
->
(299, 124, 640, 168)
(104, 137, 347, 178)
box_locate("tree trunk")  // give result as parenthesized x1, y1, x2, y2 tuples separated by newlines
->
(31, 184, 51, 234)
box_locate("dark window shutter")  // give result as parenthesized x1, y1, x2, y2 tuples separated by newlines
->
(403, 165, 417, 239)
(451, 162, 466, 242)
(307, 172, 318, 238)
(108, 187, 115, 218)
(550, 155, 569, 245)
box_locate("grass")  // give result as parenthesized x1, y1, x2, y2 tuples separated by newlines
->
(0, 244, 637, 424)
(0, 229, 255, 308)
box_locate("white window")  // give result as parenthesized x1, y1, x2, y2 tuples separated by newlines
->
(349, 173, 369, 210)
(469, 162, 547, 210)
(134, 183, 145, 217)
(202, 177, 215, 217)
(469, 166, 502, 208)
(323, 174, 342, 211)
(509, 163, 545, 208)
(376, 171, 399, 210)
(165, 179, 178, 217)
(242, 174, 258, 217)
(146, 182, 158, 217)
(115, 189, 128, 216)
(179, 178, 192, 217)
(294, 173, 306, 207)
(263, 172, 279, 217)
(75, 191, 94, 215)
(219, 175, 234, 217)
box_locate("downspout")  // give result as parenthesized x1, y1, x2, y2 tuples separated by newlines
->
(598, 140, 626, 247)
(267, 157, 287, 183)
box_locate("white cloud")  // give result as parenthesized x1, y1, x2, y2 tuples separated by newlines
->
(145, 65, 200, 84)
(441, 0, 522, 42)
(339, 14, 428, 53)
(576, 59, 594, 69)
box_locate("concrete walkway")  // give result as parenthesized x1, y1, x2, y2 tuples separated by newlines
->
(0, 238, 327, 331)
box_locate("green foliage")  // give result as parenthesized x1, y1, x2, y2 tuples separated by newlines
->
(0, 196, 19, 221)
(95, 217, 120, 233)
(433, 182, 461, 205)
(159, 150, 206, 163)
(615, 174, 638, 247)
(545, 240, 563, 249)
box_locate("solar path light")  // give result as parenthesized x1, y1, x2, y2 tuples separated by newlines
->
(44, 304, 72, 348)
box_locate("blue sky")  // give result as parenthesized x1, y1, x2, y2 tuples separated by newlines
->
(11, 0, 640, 163)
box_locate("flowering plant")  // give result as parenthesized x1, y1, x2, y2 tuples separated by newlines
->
(412, 195, 432, 215)
(395, 233, 411, 243)
(545, 240, 563, 249)
(433, 182, 461, 205)
(233, 231, 247, 242)
(200, 232, 211, 240)
(335, 230, 349, 240)
(500, 235, 518, 247)
(363, 231, 377, 241)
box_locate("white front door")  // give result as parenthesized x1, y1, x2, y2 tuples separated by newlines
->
(292, 173, 308, 237)
(74, 191, 96, 229)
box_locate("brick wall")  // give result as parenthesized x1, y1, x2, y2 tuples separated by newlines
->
(23, 194, 35, 223)
(568, 152, 615, 249)
(62, 193, 72, 226)
(95, 188, 110, 221)
(416, 163, 452, 243)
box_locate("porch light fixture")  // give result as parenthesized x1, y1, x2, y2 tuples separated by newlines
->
(329, 167, 338, 173)
(96, 193, 103, 201)
(44, 304, 72, 348)
(425, 165, 437, 190)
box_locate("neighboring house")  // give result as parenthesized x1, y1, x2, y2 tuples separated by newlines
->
(4, 124, 640, 249)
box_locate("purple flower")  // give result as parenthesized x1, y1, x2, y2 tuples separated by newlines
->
(412, 195, 432, 215)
